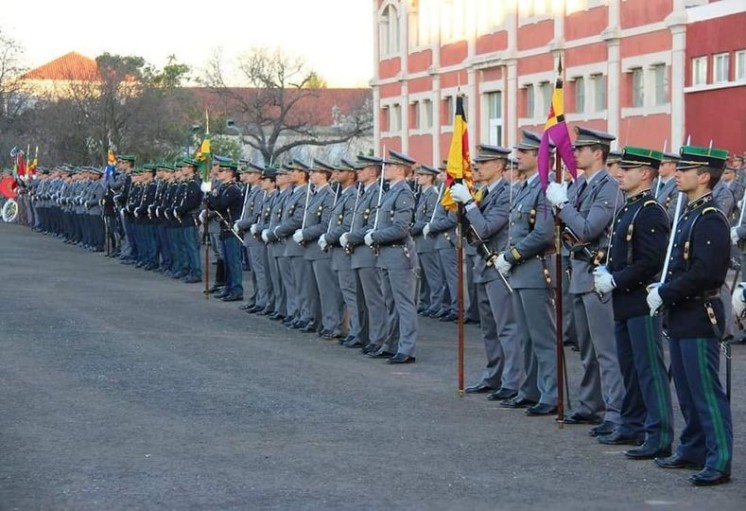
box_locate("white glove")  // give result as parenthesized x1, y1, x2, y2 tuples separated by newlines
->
(318, 234, 328, 251)
(732, 283, 746, 318)
(292, 229, 304, 244)
(423, 223, 431, 238)
(340, 232, 350, 248)
(593, 265, 616, 294)
(364, 231, 375, 247)
(450, 183, 472, 204)
(646, 284, 663, 316)
(261, 229, 270, 243)
(546, 182, 569, 209)
(731, 227, 740, 245)
(495, 253, 512, 276)
(249, 223, 258, 235)
(232, 221, 240, 232)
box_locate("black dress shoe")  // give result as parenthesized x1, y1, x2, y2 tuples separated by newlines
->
(268, 312, 283, 321)
(340, 335, 355, 345)
(654, 454, 703, 470)
(597, 431, 644, 446)
(368, 348, 396, 359)
(239, 304, 253, 311)
(563, 412, 602, 425)
(388, 353, 415, 364)
(487, 388, 518, 401)
(499, 397, 537, 409)
(588, 421, 616, 437)
(439, 312, 458, 322)
(465, 382, 495, 394)
(214, 291, 230, 299)
(320, 332, 336, 340)
(183, 276, 202, 283)
(525, 403, 557, 416)
(221, 294, 243, 302)
(689, 467, 731, 486)
(624, 443, 672, 460)
(463, 317, 479, 325)
(344, 338, 365, 349)
(361, 343, 381, 355)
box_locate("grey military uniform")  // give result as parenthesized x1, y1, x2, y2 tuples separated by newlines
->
(238, 185, 271, 311)
(266, 187, 294, 318)
(411, 186, 443, 315)
(465, 178, 523, 391)
(655, 178, 681, 223)
(504, 173, 557, 406)
(557, 169, 624, 424)
(428, 200, 458, 316)
(368, 180, 418, 357)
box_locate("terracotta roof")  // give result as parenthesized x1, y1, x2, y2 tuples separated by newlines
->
(21, 52, 99, 81)
(186, 87, 372, 127)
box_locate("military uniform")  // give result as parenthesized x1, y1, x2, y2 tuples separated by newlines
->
(410, 168, 442, 317)
(653, 146, 732, 485)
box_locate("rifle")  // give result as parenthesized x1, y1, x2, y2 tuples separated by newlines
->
(467, 224, 513, 293)
(369, 160, 387, 255)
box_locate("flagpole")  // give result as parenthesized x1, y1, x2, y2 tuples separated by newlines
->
(553, 57, 566, 428)
(457, 200, 465, 396)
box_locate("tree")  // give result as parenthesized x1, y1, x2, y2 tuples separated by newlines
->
(0, 29, 34, 160)
(200, 46, 371, 164)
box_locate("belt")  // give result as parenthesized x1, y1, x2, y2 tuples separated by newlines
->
(689, 289, 721, 301)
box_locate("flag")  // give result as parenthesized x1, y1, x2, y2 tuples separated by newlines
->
(104, 149, 117, 183)
(195, 133, 212, 183)
(441, 95, 474, 211)
(14, 148, 26, 179)
(538, 58, 577, 190)
(27, 146, 38, 177)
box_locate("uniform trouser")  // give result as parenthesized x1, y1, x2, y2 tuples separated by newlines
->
(354, 266, 387, 346)
(277, 254, 297, 320)
(141, 223, 157, 265)
(267, 247, 284, 315)
(615, 315, 673, 449)
(562, 255, 577, 345)
(438, 248, 458, 315)
(381, 275, 400, 348)
(381, 267, 417, 357)
(669, 337, 732, 474)
(291, 256, 318, 326)
(573, 292, 624, 424)
(210, 232, 224, 260)
(337, 267, 363, 339)
(221, 235, 243, 296)
(89, 215, 104, 250)
(249, 243, 272, 310)
(466, 254, 480, 321)
(476, 279, 523, 391)
(167, 227, 183, 274)
(246, 246, 258, 305)
(182, 225, 202, 279)
(419, 251, 444, 315)
(513, 288, 557, 406)
(312, 258, 344, 335)
(156, 223, 171, 269)
(122, 214, 137, 259)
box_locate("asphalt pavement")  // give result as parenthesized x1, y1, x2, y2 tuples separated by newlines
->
(0, 223, 744, 510)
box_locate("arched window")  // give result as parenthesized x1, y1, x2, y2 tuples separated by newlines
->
(379, 4, 400, 57)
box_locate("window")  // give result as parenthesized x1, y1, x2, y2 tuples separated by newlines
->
(443, 96, 454, 125)
(631, 68, 644, 107)
(390, 104, 401, 132)
(591, 74, 606, 112)
(422, 99, 433, 128)
(652, 64, 668, 105)
(408, 0, 420, 47)
(525, 84, 535, 118)
(381, 106, 390, 132)
(714, 52, 729, 83)
(410, 101, 420, 130)
(737, 51, 746, 81)
(487, 91, 503, 145)
(539, 81, 552, 115)
(379, 4, 399, 57)
(692, 56, 707, 85)
(574, 77, 585, 113)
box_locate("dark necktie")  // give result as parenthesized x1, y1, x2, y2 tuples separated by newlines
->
(574, 181, 587, 208)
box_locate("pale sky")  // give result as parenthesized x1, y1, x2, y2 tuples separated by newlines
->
(5, 0, 374, 88)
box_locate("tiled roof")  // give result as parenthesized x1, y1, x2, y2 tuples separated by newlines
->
(186, 87, 372, 127)
(21, 52, 99, 81)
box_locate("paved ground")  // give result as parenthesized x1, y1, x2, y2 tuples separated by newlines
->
(0, 222, 744, 510)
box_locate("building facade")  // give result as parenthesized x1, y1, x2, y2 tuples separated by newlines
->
(373, 0, 744, 164)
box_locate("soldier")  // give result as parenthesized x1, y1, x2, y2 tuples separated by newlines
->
(111, 155, 137, 262)
(593, 147, 673, 456)
(546, 127, 625, 433)
(83, 167, 106, 252)
(322, 159, 364, 346)
(410, 164, 442, 317)
(451, 145, 523, 399)
(295, 159, 344, 339)
(175, 159, 204, 284)
(495, 130, 557, 415)
(206, 161, 244, 301)
(648, 145, 732, 487)
(253, 168, 280, 316)
(722, 166, 745, 224)
(655, 152, 681, 222)
(363, 150, 418, 364)
(236, 162, 269, 313)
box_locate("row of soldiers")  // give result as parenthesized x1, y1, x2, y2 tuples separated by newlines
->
(11, 129, 737, 486)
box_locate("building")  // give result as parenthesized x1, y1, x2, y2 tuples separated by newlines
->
(373, 0, 745, 164)
(20, 51, 108, 100)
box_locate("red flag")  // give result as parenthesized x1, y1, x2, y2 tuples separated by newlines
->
(441, 96, 474, 210)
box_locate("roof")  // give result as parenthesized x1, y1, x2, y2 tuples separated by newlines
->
(21, 52, 99, 81)
(186, 87, 372, 127)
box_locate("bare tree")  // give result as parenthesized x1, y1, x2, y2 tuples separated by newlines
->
(201, 47, 371, 163)
(0, 29, 33, 157)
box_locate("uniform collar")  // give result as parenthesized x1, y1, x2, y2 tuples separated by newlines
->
(625, 188, 652, 204)
(685, 192, 713, 213)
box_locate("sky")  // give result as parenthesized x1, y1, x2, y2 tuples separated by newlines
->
(4, 0, 374, 88)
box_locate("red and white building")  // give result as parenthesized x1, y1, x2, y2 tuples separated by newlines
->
(372, 0, 746, 164)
